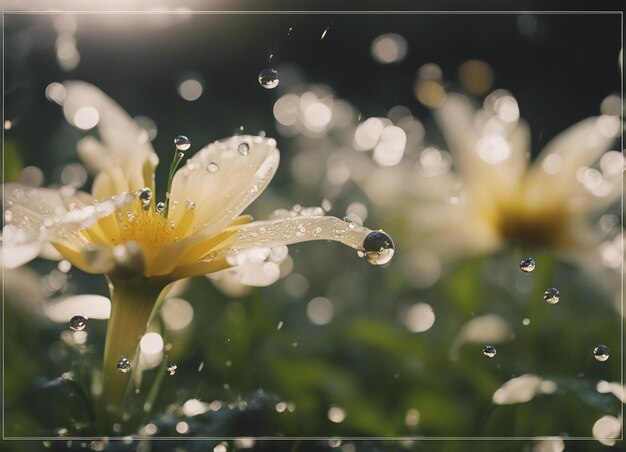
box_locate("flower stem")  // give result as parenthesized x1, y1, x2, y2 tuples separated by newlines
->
(97, 277, 169, 434)
(164, 151, 184, 218)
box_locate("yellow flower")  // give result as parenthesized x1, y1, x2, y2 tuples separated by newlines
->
(1, 82, 395, 431)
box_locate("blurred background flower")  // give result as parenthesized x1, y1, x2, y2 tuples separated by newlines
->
(2, 7, 623, 450)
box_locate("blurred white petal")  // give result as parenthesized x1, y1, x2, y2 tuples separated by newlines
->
(44, 294, 111, 322)
(492, 374, 557, 405)
(450, 314, 514, 358)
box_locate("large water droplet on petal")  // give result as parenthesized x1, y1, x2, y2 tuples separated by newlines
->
(156, 202, 165, 213)
(238, 142, 250, 156)
(593, 344, 610, 362)
(258, 68, 280, 89)
(519, 257, 535, 273)
(174, 135, 191, 151)
(543, 288, 560, 304)
(69, 315, 87, 331)
(483, 345, 497, 358)
(117, 357, 131, 373)
(206, 162, 219, 173)
(361, 230, 395, 265)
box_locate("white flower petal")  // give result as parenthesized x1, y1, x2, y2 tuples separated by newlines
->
(449, 314, 514, 359)
(3, 183, 134, 250)
(169, 135, 280, 236)
(530, 117, 617, 187)
(0, 238, 42, 268)
(44, 294, 111, 322)
(208, 245, 289, 293)
(434, 93, 531, 201)
(492, 374, 557, 405)
(38, 242, 64, 260)
(207, 216, 373, 262)
(62, 81, 158, 198)
(592, 415, 621, 446)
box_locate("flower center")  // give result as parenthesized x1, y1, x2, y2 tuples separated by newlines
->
(113, 209, 177, 257)
(496, 205, 569, 249)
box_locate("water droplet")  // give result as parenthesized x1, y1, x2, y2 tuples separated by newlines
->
(361, 230, 395, 265)
(258, 68, 280, 89)
(184, 200, 196, 210)
(207, 162, 219, 173)
(167, 362, 178, 375)
(543, 288, 560, 304)
(138, 188, 152, 211)
(483, 345, 497, 358)
(69, 315, 87, 331)
(174, 135, 191, 151)
(156, 202, 165, 213)
(117, 358, 131, 373)
(520, 257, 536, 273)
(593, 344, 610, 362)
(238, 142, 250, 156)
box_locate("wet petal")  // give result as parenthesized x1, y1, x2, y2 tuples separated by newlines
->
(3, 183, 134, 251)
(169, 135, 280, 237)
(62, 81, 158, 198)
(207, 216, 375, 262)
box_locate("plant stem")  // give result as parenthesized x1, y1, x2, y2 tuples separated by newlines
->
(163, 151, 184, 218)
(97, 277, 169, 433)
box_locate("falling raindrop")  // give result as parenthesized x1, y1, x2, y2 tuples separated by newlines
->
(360, 230, 395, 265)
(543, 288, 560, 304)
(593, 345, 610, 362)
(483, 345, 497, 358)
(174, 135, 191, 152)
(156, 202, 165, 213)
(167, 362, 178, 376)
(206, 162, 219, 173)
(519, 257, 536, 273)
(238, 142, 250, 156)
(258, 68, 280, 89)
(69, 315, 87, 331)
(117, 358, 131, 373)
